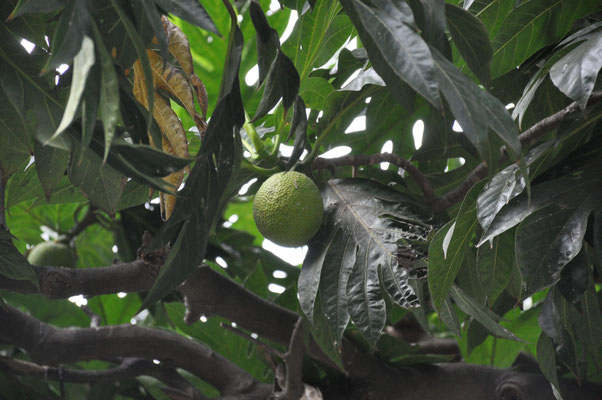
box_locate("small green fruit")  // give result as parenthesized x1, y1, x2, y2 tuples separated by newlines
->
(27, 241, 75, 268)
(253, 171, 324, 247)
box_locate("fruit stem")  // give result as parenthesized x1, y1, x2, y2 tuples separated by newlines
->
(269, 130, 282, 158)
(244, 111, 269, 159)
(241, 159, 280, 176)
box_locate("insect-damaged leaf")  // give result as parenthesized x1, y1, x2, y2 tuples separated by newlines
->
(299, 178, 433, 347)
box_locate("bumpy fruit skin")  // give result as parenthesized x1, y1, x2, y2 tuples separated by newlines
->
(27, 242, 75, 268)
(253, 171, 324, 247)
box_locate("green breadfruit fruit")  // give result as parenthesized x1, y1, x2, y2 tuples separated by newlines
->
(27, 241, 75, 268)
(253, 171, 324, 247)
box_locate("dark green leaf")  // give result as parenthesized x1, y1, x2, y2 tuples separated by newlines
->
(300, 178, 433, 346)
(164, 303, 272, 383)
(281, 2, 350, 80)
(431, 48, 521, 167)
(33, 141, 69, 200)
(536, 333, 562, 397)
(469, 0, 514, 39)
(43, 0, 91, 73)
(446, 3, 492, 85)
(515, 190, 597, 296)
(116, 181, 150, 211)
(479, 167, 602, 246)
(428, 181, 484, 310)
(109, 142, 192, 177)
(538, 290, 578, 376)
(340, 0, 441, 109)
(91, 23, 120, 162)
(438, 296, 461, 336)
(5, 162, 44, 208)
(1, 291, 89, 327)
(52, 36, 95, 139)
(408, 0, 449, 57)
(557, 249, 588, 305)
(490, 0, 600, 79)
(285, 96, 308, 168)
(347, 249, 386, 347)
(450, 286, 519, 340)
(310, 291, 345, 369)
(253, 49, 300, 121)
(476, 229, 514, 306)
(576, 282, 602, 361)
(0, 92, 31, 179)
(0, 49, 71, 150)
(0, 230, 38, 287)
(80, 62, 101, 154)
(68, 146, 126, 215)
(9, 0, 65, 18)
(250, 0, 280, 87)
(137, 377, 171, 400)
(153, 0, 219, 35)
(107, 0, 153, 137)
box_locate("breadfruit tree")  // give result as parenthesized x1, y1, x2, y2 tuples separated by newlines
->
(1, 0, 602, 399)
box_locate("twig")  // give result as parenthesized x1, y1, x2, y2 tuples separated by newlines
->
(435, 90, 602, 211)
(65, 205, 98, 242)
(311, 153, 438, 205)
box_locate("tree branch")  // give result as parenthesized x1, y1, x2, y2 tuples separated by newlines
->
(2, 262, 601, 399)
(0, 259, 159, 298)
(435, 90, 602, 211)
(65, 205, 99, 242)
(0, 302, 271, 399)
(311, 153, 438, 205)
(0, 356, 207, 400)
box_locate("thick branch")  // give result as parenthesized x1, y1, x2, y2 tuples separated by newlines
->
(311, 153, 437, 204)
(0, 259, 159, 298)
(0, 356, 206, 400)
(0, 302, 270, 399)
(435, 90, 602, 211)
(3, 264, 602, 399)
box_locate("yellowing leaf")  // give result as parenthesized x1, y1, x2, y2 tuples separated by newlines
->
(163, 17, 194, 77)
(190, 74, 209, 118)
(153, 94, 189, 160)
(147, 50, 196, 118)
(160, 136, 184, 220)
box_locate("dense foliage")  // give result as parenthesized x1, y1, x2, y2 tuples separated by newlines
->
(1, 0, 602, 399)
